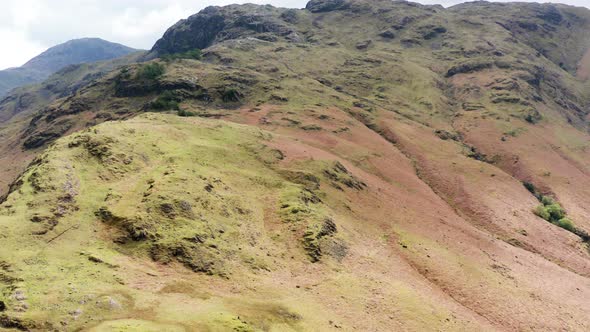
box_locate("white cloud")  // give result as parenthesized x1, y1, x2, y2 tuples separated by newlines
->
(110, 5, 188, 41)
(0, 0, 589, 70)
(0, 28, 46, 69)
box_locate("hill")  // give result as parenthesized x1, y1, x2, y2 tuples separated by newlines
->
(0, 38, 138, 97)
(1, 1, 590, 330)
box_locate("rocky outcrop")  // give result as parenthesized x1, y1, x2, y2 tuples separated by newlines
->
(151, 7, 227, 55)
(151, 5, 299, 56)
(306, 0, 350, 13)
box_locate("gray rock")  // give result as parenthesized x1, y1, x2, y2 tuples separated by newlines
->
(356, 40, 372, 50)
(13, 290, 26, 301)
(306, 0, 349, 13)
(379, 30, 395, 39)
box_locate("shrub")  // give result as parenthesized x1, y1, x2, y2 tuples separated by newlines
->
(178, 109, 196, 117)
(161, 49, 202, 62)
(522, 181, 541, 200)
(555, 218, 576, 232)
(531, 190, 584, 237)
(151, 91, 180, 111)
(137, 63, 165, 80)
(534, 205, 550, 220)
(541, 196, 555, 206)
(222, 88, 243, 103)
(545, 203, 566, 222)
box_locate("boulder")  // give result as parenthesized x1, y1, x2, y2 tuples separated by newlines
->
(379, 30, 395, 39)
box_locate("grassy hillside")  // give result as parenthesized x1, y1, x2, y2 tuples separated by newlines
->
(1, 0, 590, 330)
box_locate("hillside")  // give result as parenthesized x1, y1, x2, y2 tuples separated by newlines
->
(0, 38, 138, 97)
(1, 0, 590, 331)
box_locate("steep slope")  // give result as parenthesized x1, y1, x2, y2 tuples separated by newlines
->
(2, 0, 590, 331)
(0, 38, 138, 97)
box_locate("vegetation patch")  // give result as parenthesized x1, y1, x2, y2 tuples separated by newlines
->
(150, 91, 181, 111)
(524, 182, 589, 239)
(161, 49, 202, 62)
(221, 88, 244, 103)
(278, 181, 346, 262)
(136, 62, 166, 81)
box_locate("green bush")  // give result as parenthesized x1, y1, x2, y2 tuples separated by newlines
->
(177, 109, 196, 117)
(161, 49, 202, 62)
(541, 196, 555, 206)
(530, 188, 584, 236)
(222, 88, 243, 103)
(555, 218, 576, 232)
(535, 202, 566, 223)
(151, 91, 180, 111)
(546, 203, 566, 222)
(534, 205, 550, 220)
(523, 181, 536, 194)
(522, 181, 542, 200)
(137, 62, 165, 80)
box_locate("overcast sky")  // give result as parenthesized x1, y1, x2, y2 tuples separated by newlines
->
(1, 0, 589, 70)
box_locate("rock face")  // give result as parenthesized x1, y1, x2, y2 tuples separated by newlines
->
(0, 38, 137, 97)
(305, 0, 349, 13)
(151, 7, 227, 55)
(151, 5, 298, 55)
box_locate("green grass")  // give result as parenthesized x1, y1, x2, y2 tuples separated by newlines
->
(0, 114, 348, 330)
(161, 49, 202, 62)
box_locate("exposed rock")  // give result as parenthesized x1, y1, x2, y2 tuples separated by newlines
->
(23, 119, 73, 149)
(324, 161, 367, 190)
(96, 296, 122, 310)
(356, 40, 372, 50)
(417, 24, 447, 39)
(536, 5, 563, 25)
(446, 61, 494, 77)
(13, 290, 26, 301)
(462, 102, 485, 111)
(379, 30, 395, 39)
(303, 218, 343, 262)
(435, 129, 460, 141)
(151, 5, 298, 56)
(0, 314, 41, 331)
(70, 308, 83, 320)
(306, 0, 349, 13)
(150, 242, 221, 275)
(524, 108, 543, 124)
(151, 7, 227, 54)
(280, 9, 300, 24)
(318, 218, 338, 237)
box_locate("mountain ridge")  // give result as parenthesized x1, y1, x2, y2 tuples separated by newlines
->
(0, 38, 138, 97)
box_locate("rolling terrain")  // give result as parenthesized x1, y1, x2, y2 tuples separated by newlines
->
(1, 0, 590, 331)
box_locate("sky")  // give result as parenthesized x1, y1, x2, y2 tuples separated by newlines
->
(1, 0, 589, 70)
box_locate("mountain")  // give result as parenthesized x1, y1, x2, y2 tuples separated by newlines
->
(1, 1, 590, 330)
(0, 38, 138, 97)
